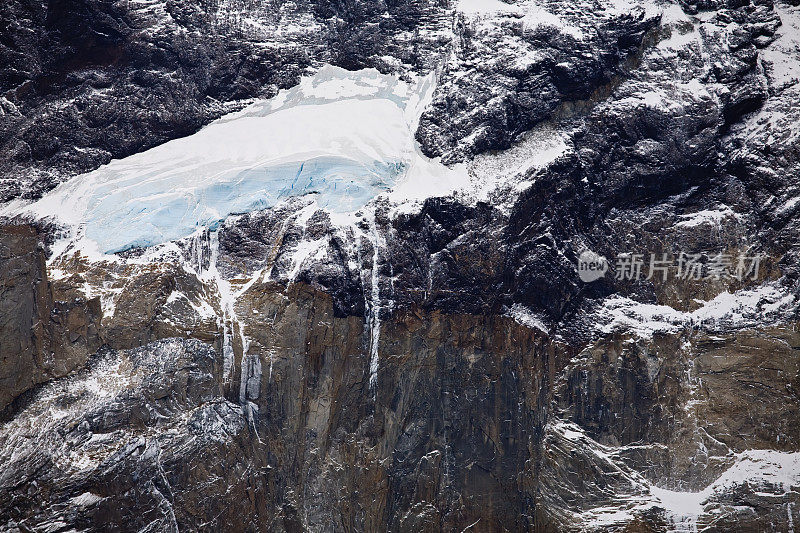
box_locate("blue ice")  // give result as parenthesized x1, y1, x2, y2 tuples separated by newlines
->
(83, 157, 405, 252)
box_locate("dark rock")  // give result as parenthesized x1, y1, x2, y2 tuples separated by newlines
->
(0, 221, 102, 412)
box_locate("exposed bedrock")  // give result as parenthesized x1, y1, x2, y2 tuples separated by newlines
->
(0, 222, 102, 413)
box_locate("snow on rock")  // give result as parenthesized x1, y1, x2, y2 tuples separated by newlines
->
(597, 283, 798, 339)
(456, 0, 518, 16)
(287, 237, 329, 280)
(549, 419, 800, 530)
(164, 290, 216, 320)
(467, 124, 570, 205)
(674, 205, 741, 228)
(761, 3, 800, 88)
(523, 5, 586, 40)
(0, 352, 136, 476)
(507, 303, 548, 332)
(650, 450, 800, 531)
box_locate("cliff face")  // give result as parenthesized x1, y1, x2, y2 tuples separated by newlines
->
(0, 223, 102, 413)
(2, 195, 798, 531)
(1, 0, 800, 530)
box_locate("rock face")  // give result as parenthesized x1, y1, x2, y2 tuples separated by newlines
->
(415, 1, 659, 163)
(2, 0, 800, 531)
(0, 222, 102, 413)
(0, 338, 264, 532)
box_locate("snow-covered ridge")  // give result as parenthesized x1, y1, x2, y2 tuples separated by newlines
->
(2, 66, 462, 254)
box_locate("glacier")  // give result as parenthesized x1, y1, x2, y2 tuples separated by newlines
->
(11, 66, 441, 253)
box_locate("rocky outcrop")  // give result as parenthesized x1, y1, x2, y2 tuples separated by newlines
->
(0, 277, 552, 531)
(0, 222, 101, 413)
(2, 249, 797, 531)
(0, 338, 268, 532)
(416, 1, 659, 163)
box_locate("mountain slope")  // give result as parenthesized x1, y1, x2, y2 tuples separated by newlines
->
(1, 0, 800, 531)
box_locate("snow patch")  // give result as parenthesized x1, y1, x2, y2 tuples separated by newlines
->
(71, 492, 104, 507)
(507, 303, 548, 332)
(651, 450, 800, 530)
(761, 4, 800, 87)
(552, 420, 800, 529)
(675, 206, 740, 228)
(457, 0, 518, 16)
(598, 283, 797, 339)
(287, 238, 329, 279)
(523, 5, 585, 40)
(165, 290, 216, 320)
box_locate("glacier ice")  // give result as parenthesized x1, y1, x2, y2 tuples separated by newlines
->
(13, 66, 440, 253)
